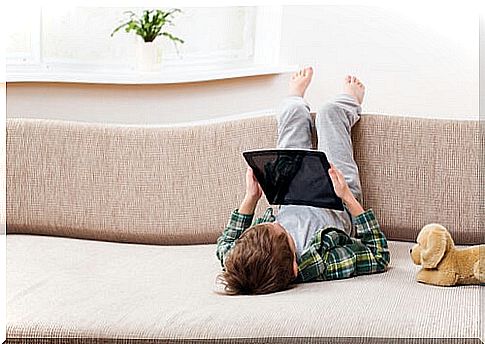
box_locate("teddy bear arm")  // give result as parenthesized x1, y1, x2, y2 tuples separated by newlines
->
(417, 269, 457, 286)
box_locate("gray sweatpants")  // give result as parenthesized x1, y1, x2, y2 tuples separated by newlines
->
(274, 94, 363, 256)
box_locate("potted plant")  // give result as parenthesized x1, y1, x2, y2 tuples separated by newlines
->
(111, 9, 184, 72)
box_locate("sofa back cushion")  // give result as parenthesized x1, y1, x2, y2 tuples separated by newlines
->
(6, 115, 481, 245)
(6, 117, 277, 245)
(351, 115, 480, 245)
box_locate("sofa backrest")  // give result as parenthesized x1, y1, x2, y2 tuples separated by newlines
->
(350, 115, 480, 245)
(6, 115, 481, 245)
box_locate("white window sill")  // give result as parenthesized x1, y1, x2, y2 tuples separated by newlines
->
(6, 65, 297, 85)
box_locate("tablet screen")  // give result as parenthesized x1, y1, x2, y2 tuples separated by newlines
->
(243, 149, 344, 211)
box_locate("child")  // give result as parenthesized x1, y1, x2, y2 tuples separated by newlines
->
(216, 67, 390, 295)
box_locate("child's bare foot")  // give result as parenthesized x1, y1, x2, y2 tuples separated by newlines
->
(344, 75, 365, 105)
(289, 67, 313, 98)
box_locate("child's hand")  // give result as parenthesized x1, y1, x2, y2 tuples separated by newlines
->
(328, 163, 352, 201)
(245, 166, 262, 201)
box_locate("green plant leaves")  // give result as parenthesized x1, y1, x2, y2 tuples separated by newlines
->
(111, 8, 185, 45)
(161, 32, 184, 44)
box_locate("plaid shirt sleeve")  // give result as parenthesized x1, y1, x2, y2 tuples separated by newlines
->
(351, 208, 390, 274)
(297, 208, 390, 282)
(324, 208, 390, 279)
(252, 207, 276, 225)
(215, 209, 253, 268)
(215, 207, 275, 268)
(297, 244, 326, 282)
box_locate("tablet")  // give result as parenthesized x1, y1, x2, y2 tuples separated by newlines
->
(243, 148, 344, 211)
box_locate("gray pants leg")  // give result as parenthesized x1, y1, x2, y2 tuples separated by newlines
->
(276, 95, 362, 236)
(276, 96, 313, 149)
(316, 93, 363, 203)
(277, 94, 363, 202)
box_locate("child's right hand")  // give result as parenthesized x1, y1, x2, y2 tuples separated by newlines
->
(245, 166, 262, 201)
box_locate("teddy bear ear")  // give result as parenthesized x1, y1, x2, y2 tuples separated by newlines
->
(421, 229, 448, 269)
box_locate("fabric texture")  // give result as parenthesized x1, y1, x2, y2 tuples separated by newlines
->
(315, 94, 363, 201)
(277, 204, 352, 255)
(6, 117, 278, 245)
(6, 115, 482, 244)
(216, 207, 389, 282)
(6, 234, 481, 340)
(349, 115, 481, 244)
(275, 94, 363, 252)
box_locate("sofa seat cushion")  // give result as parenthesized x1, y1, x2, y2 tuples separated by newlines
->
(7, 235, 480, 341)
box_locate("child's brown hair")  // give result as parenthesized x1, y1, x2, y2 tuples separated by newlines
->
(219, 223, 296, 295)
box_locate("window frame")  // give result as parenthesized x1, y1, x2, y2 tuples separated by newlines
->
(6, 6, 290, 84)
(6, 6, 42, 67)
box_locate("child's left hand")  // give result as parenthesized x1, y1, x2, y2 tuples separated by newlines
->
(245, 166, 262, 201)
(328, 163, 352, 200)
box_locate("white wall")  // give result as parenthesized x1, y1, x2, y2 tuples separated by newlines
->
(6, 75, 287, 124)
(280, 5, 478, 120)
(6, 5, 479, 124)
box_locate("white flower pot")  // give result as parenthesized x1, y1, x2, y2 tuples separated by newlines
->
(136, 41, 162, 72)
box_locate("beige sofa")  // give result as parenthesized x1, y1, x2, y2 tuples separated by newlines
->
(6, 114, 483, 344)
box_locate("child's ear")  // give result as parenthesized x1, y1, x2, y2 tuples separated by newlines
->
(421, 229, 448, 269)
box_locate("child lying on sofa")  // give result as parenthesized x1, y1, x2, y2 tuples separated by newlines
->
(216, 68, 390, 295)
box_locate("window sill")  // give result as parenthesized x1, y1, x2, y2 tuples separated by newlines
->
(6, 65, 297, 85)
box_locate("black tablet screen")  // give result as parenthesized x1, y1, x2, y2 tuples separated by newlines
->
(243, 149, 344, 211)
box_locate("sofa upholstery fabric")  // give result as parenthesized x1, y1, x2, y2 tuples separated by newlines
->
(6, 116, 481, 244)
(6, 234, 481, 341)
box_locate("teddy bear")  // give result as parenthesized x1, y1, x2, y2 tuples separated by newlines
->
(410, 223, 484, 286)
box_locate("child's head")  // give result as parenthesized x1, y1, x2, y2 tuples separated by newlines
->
(220, 222, 298, 295)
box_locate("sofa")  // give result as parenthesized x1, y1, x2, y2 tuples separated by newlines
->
(6, 114, 483, 344)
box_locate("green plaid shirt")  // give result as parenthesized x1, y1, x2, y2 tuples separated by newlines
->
(216, 207, 390, 283)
